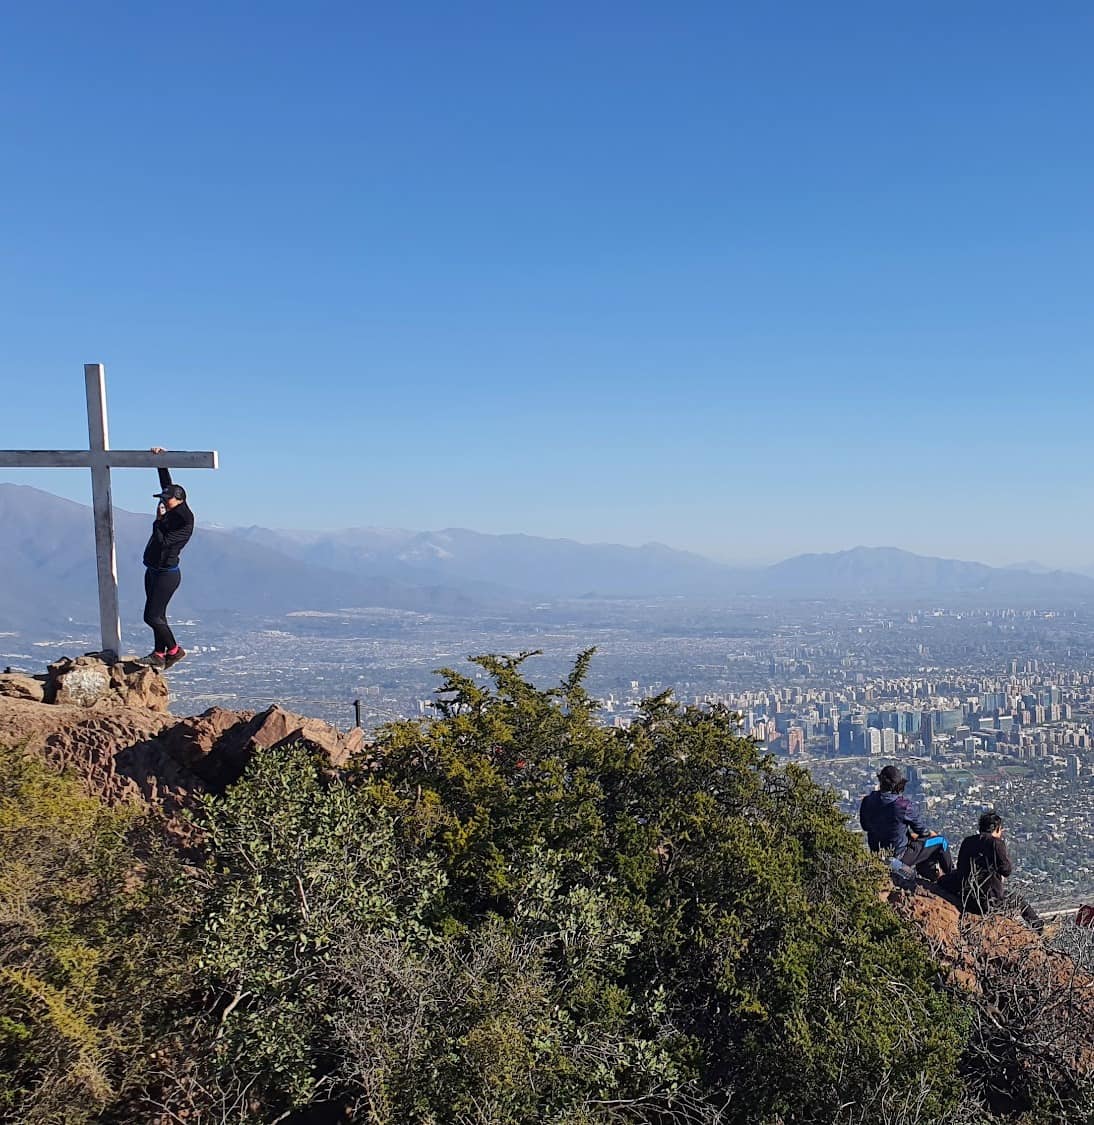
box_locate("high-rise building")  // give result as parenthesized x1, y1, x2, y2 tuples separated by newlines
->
(906, 766, 924, 799)
(936, 708, 963, 734)
(775, 712, 795, 734)
(838, 716, 866, 756)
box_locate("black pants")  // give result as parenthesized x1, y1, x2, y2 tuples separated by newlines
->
(143, 568, 181, 653)
(899, 837, 956, 878)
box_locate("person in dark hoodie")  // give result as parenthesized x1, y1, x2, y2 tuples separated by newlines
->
(140, 447, 194, 670)
(940, 811, 1044, 933)
(859, 764, 955, 880)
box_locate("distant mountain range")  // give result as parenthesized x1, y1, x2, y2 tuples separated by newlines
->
(233, 524, 1094, 603)
(0, 485, 477, 634)
(230, 524, 744, 600)
(3, 484, 1094, 637)
(756, 546, 1094, 599)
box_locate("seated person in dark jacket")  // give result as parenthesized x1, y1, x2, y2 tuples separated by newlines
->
(941, 811, 1043, 933)
(859, 764, 955, 880)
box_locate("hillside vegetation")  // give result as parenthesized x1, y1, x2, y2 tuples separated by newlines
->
(2, 652, 1092, 1123)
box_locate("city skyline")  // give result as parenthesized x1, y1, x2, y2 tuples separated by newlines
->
(7, 563, 1094, 907)
(3, 5, 1093, 563)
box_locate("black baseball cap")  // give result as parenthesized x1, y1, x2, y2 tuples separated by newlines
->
(155, 484, 187, 502)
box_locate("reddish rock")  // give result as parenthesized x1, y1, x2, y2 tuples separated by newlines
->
(46, 655, 169, 712)
(0, 672, 47, 703)
(159, 707, 258, 791)
(248, 704, 357, 766)
(0, 657, 371, 845)
(890, 881, 1094, 1097)
(342, 726, 366, 757)
(159, 704, 364, 791)
(0, 694, 199, 846)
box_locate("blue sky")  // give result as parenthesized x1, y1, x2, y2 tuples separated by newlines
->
(2, 2, 1091, 566)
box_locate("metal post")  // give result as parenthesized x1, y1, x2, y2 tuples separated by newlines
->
(84, 364, 122, 661)
(354, 698, 362, 728)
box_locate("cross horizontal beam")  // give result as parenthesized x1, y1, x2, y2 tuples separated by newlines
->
(0, 450, 219, 469)
(1, 364, 220, 661)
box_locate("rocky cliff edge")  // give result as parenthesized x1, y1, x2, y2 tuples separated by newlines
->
(0, 655, 367, 843)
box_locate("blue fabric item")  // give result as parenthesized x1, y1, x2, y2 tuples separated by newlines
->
(145, 565, 180, 572)
(920, 835, 950, 850)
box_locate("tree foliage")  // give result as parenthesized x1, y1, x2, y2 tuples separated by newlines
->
(158, 652, 974, 1122)
(23, 651, 1094, 1123)
(0, 743, 195, 1124)
(355, 651, 969, 1123)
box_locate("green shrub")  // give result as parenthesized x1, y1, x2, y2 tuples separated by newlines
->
(175, 740, 447, 1120)
(181, 653, 969, 1123)
(357, 652, 970, 1123)
(0, 743, 195, 1124)
(0, 651, 982, 1124)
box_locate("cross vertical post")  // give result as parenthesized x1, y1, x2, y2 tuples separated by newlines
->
(84, 363, 122, 660)
(0, 364, 218, 663)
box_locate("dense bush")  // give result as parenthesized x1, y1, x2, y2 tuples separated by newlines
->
(0, 743, 195, 1124)
(17, 651, 1078, 1123)
(168, 740, 449, 1119)
(164, 652, 970, 1122)
(356, 652, 970, 1123)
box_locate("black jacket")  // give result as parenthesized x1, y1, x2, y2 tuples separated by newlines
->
(956, 831, 1012, 904)
(143, 468, 194, 569)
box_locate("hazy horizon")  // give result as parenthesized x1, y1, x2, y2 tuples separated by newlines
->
(2, 481, 1090, 575)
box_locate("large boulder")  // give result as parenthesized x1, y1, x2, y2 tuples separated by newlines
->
(158, 706, 257, 791)
(248, 704, 362, 766)
(160, 704, 366, 791)
(45, 655, 169, 712)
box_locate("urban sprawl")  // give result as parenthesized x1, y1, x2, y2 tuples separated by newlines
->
(12, 601, 1094, 908)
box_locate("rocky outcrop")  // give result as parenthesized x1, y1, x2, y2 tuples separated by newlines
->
(248, 705, 367, 765)
(0, 694, 187, 835)
(1, 655, 171, 712)
(889, 881, 1094, 1087)
(0, 672, 47, 702)
(0, 664, 372, 839)
(160, 704, 368, 792)
(888, 881, 1044, 981)
(44, 654, 170, 712)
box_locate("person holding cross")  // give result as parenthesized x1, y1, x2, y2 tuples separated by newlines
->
(0, 365, 217, 661)
(140, 446, 193, 669)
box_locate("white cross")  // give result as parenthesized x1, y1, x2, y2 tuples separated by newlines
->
(0, 364, 219, 660)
